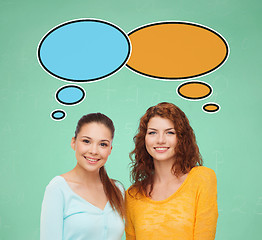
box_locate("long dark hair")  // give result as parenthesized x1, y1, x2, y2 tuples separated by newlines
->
(129, 102, 203, 197)
(75, 113, 124, 218)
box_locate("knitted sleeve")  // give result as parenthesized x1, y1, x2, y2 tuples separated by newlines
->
(194, 168, 218, 240)
(125, 189, 136, 240)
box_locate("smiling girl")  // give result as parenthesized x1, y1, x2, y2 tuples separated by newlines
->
(125, 102, 218, 240)
(41, 113, 124, 240)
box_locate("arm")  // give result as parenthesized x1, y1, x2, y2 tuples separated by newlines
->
(194, 169, 218, 240)
(40, 184, 64, 240)
(126, 233, 136, 240)
(125, 191, 136, 240)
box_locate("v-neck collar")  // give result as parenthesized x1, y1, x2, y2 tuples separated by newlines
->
(57, 176, 110, 212)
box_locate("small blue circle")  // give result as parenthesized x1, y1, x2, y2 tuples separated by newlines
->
(38, 19, 131, 82)
(51, 110, 66, 120)
(56, 85, 85, 105)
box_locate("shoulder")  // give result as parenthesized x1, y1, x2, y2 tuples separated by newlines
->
(125, 186, 136, 207)
(125, 185, 143, 201)
(45, 176, 66, 193)
(126, 185, 137, 196)
(42, 176, 67, 204)
(126, 185, 136, 196)
(191, 166, 216, 179)
(190, 166, 217, 190)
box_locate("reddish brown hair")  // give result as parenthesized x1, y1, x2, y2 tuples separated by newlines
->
(129, 102, 203, 197)
(75, 113, 124, 218)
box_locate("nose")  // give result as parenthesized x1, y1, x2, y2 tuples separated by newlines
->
(88, 143, 98, 155)
(157, 133, 166, 144)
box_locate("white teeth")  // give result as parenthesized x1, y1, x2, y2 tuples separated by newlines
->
(85, 157, 99, 162)
(155, 147, 168, 150)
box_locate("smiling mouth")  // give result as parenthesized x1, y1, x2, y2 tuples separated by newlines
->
(154, 147, 169, 153)
(84, 156, 100, 163)
(154, 147, 169, 150)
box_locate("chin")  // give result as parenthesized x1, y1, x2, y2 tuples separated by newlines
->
(154, 156, 175, 162)
(78, 163, 102, 172)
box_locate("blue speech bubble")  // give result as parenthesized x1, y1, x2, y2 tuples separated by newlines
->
(56, 85, 85, 105)
(38, 19, 131, 82)
(51, 109, 66, 121)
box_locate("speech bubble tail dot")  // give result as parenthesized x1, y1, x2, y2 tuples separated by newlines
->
(202, 103, 220, 113)
(51, 109, 66, 120)
(177, 81, 212, 100)
(56, 85, 85, 105)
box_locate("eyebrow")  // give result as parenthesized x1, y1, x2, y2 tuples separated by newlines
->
(147, 128, 175, 131)
(82, 136, 110, 143)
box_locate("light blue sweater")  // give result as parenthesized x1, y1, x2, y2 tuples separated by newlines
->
(40, 176, 124, 240)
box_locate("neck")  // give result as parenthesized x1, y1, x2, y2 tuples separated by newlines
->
(153, 159, 177, 184)
(69, 164, 102, 186)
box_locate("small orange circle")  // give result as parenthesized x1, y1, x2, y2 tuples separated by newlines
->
(202, 103, 220, 113)
(177, 81, 212, 100)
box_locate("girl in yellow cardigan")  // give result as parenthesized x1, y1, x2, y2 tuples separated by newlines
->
(125, 102, 218, 240)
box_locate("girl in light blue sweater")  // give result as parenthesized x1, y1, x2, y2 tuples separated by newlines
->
(41, 113, 124, 240)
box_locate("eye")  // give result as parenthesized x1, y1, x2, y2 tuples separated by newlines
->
(167, 131, 176, 135)
(100, 142, 108, 147)
(148, 131, 157, 135)
(83, 139, 90, 143)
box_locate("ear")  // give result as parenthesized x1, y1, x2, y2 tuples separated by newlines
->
(71, 137, 76, 151)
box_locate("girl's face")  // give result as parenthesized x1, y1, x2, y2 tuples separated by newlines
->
(145, 116, 178, 163)
(71, 122, 112, 173)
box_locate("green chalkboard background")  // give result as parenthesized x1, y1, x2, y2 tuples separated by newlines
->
(1, 0, 261, 239)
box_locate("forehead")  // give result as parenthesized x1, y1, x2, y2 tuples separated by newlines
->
(147, 116, 174, 129)
(78, 122, 112, 140)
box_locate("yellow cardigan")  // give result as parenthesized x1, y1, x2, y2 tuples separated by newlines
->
(125, 166, 218, 240)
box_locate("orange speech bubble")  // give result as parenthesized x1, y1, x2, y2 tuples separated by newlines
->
(202, 103, 220, 113)
(127, 21, 229, 80)
(177, 81, 212, 100)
